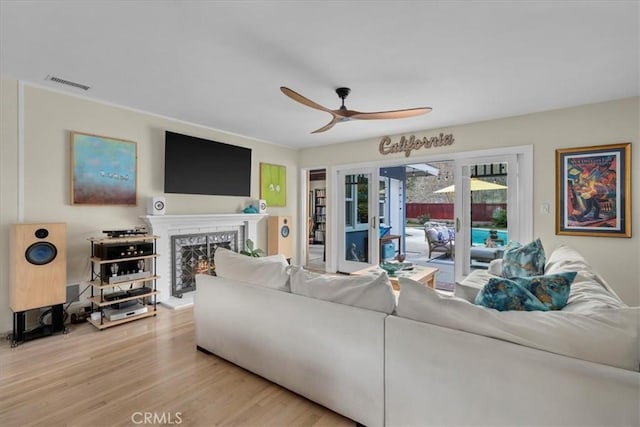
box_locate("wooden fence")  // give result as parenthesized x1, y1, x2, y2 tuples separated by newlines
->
(406, 203, 507, 222)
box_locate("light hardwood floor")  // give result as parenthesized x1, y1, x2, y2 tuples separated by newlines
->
(0, 307, 354, 426)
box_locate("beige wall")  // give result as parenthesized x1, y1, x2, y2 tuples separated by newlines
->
(300, 97, 640, 306)
(0, 77, 299, 332)
(2, 76, 638, 333)
(1, 79, 20, 332)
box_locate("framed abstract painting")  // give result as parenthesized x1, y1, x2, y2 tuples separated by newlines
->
(556, 143, 631, 237)
(71, 131, 137, 205)
(260, 162, 286, 207)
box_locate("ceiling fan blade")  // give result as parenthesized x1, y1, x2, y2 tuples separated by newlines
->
(311, 116, 340, 133)
(280, 87, 332, 113)
(350, 107, 432, 120)
(282, 85, 433, 133)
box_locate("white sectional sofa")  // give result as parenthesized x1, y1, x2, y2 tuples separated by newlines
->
(195, 277, 387, 427)
(385, 315, 639, 426)
(194, 247, 639, 427)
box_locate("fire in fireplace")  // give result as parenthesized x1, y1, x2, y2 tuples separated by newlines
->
(171, 231, 239, 297)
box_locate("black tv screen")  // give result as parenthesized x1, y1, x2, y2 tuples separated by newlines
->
(164, 131, 251, 196)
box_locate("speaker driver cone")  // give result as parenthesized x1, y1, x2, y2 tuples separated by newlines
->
(25, 242, 58, 265)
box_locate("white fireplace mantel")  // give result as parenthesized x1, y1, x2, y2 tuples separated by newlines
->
(141, 213, 267, 309)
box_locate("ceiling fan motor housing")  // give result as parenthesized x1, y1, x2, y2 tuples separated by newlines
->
(336, 87, 351, 99)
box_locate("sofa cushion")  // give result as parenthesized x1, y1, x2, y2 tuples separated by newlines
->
(459, 246, 626, 312)
(544, 246, 627, 312)
(475, 272, 576, 311)
(502, 238, 545, 278)
(397, 277, 639, 371)
(563, 271, 628, 312)
(454, 270, 495, 302)
(545, 244, 593, 274)
(488, 258, 503, 276)
(289, 266, 396, 314)
(213, 248, 290, 291)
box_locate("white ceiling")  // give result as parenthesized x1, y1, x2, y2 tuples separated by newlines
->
(1, 1, 638, 149)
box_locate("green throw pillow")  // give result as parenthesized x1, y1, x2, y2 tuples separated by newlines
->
(475, 272, 576, 311)
(502, 238, 545, 278)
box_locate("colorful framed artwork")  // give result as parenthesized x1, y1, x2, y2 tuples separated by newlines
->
(556, 143, 631, 237)
(71, 131, 137, 205)
(260, 162, 286, 207)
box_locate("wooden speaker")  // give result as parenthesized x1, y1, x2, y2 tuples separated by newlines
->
(267, 216, 292, 258)
(10, 223, 67, 312)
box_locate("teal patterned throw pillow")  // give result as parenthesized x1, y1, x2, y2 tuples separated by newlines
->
(475, 277, 549, 311)
(510, 272, 576, 310)
(502, 238, 546, 278)
(475, 272, 576, 311)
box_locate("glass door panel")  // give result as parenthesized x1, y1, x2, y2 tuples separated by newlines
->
(337, 168, 378, 273)
(454, 155, 517, 281)
(379, 178, 387, 225)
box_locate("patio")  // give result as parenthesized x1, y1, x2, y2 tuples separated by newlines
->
(404, 227, 455, 291)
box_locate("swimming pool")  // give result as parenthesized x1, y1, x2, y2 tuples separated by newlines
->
(471, 228, 508, 245)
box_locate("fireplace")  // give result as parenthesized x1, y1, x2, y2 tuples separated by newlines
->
(171, 231, 238, 297)
(141, 213, 266, 309)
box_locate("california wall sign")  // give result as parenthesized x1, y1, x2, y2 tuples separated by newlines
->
(379, 133, 454, 157)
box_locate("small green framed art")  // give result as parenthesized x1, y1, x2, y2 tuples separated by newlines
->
(260, 163, 286, 207)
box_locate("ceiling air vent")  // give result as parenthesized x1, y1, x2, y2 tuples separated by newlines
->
(45, 75, 91, 91)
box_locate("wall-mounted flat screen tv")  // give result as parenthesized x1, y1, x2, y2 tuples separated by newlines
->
(164, 131, 251, 196)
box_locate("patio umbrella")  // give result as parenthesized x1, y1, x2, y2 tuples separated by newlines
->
(434, 178, 507, 193)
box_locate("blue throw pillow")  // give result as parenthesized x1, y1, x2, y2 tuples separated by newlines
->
(510, 272, 576, 310)
(475, 277, 548, 311)
(435, 227, 449, 241)
(502, 238, 545, 278)
(475, 272, 577, 311)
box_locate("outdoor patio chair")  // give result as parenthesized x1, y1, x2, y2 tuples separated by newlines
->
(425, 225, 455, 258)
(423, 222, 447, 240)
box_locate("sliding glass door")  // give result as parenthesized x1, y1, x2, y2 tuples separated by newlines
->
(337, 168, 379, 273)
(454, 154, 519, 280)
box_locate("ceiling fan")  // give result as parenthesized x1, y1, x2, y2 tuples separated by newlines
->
(280, 86, 432, 133)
